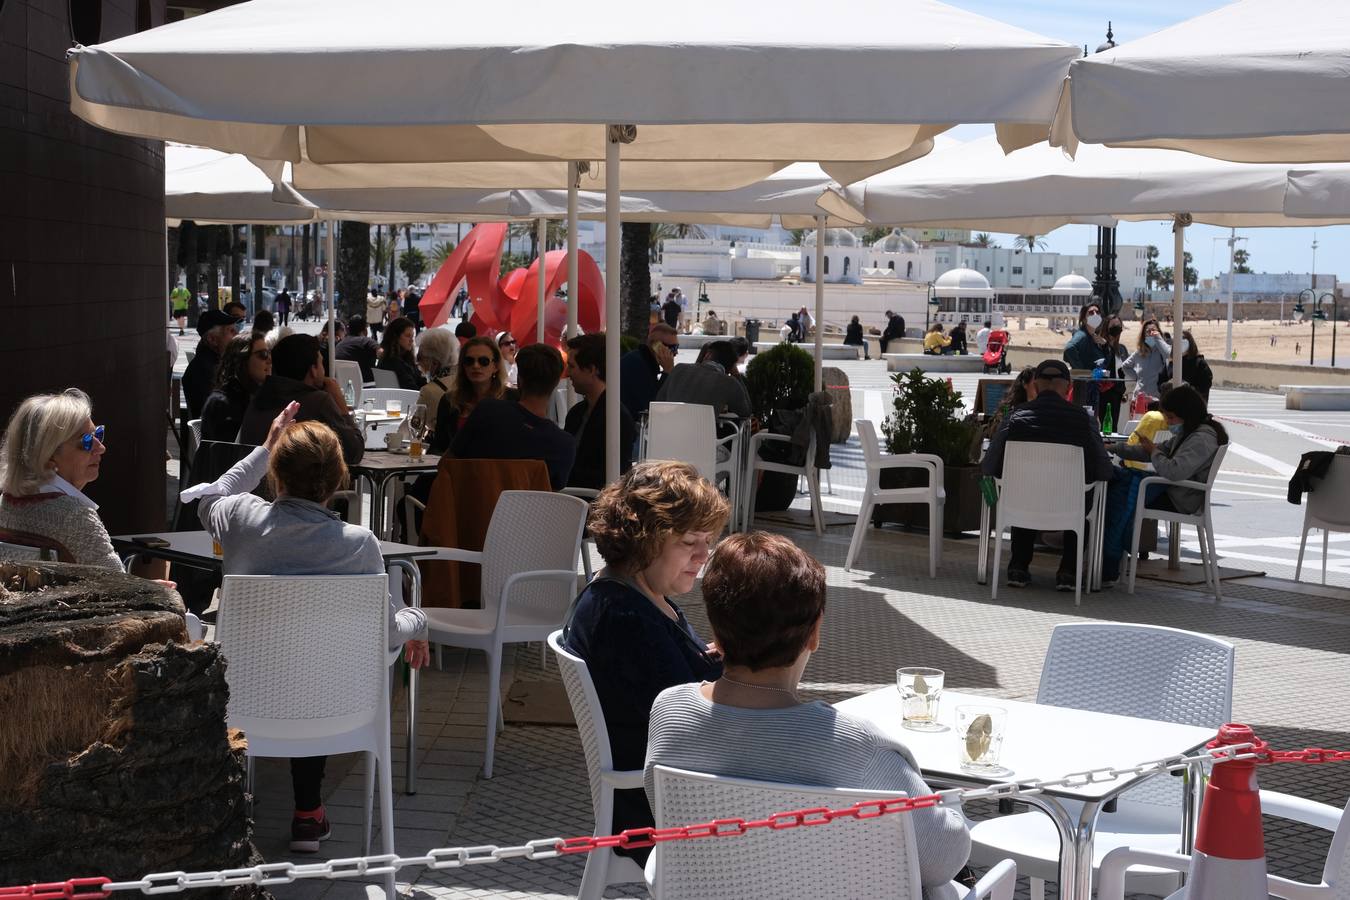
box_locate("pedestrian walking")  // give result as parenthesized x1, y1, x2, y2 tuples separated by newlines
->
(275, 288, 291, 327)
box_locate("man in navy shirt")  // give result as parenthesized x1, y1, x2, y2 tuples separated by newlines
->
(451, 343, 576, 489)
(983, 358, 1112, 590)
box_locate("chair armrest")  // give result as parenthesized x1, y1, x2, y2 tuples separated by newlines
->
(562, 487, 600, 500)
(497, 569, 582, 628)
(1259, 789, 1344, 832)
(1096, 847, 1191, 900)
(751, 432, 791, 447)
(417, 546, 485, 565)
(602, 768, 646, 791)
(965, 858, 1016, 900)
(1266, 874, 1332, 900)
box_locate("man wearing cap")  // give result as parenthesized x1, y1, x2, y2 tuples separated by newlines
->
(982, 358, 1113, 590)
(182, 308, 243, 418)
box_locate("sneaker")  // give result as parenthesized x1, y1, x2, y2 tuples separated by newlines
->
(289, 812, 331, 853)
(1006, 568, 1031, 588)
(1100, 571, 1119, 589)
(1055, 571, 1077, 592)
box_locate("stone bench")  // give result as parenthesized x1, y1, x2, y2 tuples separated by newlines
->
(676, 332, 732, 350)
(753, 341, 861, 360)
(1282, 385, 1350, 410)
(885, 353, 985, 373)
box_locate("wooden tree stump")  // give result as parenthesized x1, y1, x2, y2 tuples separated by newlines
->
(0, 561, 264, 897)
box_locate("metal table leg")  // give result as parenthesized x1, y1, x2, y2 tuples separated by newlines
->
(1179, 759, 1205, 885)
(388, 558, 421, 795)
(1014, 793, 1083, 900)
(977, 499, 993, 584)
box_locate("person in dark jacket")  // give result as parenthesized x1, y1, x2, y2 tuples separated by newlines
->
(404, 288, 422, 333)
(335, 314, 380, 383)
(200, 333, 271, 442)
(274, 288, 291, 327)
(1163, 329, 1214, 402)
(949, 320, 969, 355)
(843, 314, 871, 359)
(619, 323, 677, 418)
(565, 334, 636, 489)
(982, 359, 1113, 591)
(376, 316, 426, 391)
(879, 310, 905, 354)
(654, 340, 751, 417)
(238, 333, 363, 463)
(563, 461, 729, 862)
(1063, 301, 1107, 372)
(661, 293, 681, 329)
(182, 308, 242, 418)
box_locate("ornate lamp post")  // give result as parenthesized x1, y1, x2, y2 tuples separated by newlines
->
(1314, 292, 1340, 368)
(1296, 289, 1314, 365)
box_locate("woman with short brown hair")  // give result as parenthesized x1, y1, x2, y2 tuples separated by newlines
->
(563, 460, 730, 861)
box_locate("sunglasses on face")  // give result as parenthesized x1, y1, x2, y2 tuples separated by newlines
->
(80, 426, 106, 451)
(464, 355, 494, 367)
(252, 349, 271, 360)
(500, 340, 517, 348)
(664, 342, 680, 354)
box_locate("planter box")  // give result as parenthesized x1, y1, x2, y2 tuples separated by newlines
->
(873, 464, 983, 535)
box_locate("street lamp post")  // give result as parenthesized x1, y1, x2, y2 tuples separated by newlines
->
(1297, 289, 1315, 365)
(1315, 292, 1339, 368)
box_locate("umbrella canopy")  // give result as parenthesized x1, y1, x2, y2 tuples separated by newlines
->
(855, 135, 1350, 230)
(70, 0, 1077, 182)
(1049, 0, 1350, 163)
(166, 145, 315, 225)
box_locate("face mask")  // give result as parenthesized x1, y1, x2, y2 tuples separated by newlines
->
(1180, 338, 1191, 355)
(1146, 336, 1159, 348)
(1086, 313, 1102, 329)
(1108, 325, 1123, 337)
(1169, 424, 1184, 435)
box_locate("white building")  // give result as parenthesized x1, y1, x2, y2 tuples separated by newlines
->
(927, 243, 1148, 300)
(800, 228, 933, 284)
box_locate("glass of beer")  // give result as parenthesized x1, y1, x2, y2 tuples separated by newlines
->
(896, 667, 945, 732)
(211, 538, 223, 557)
(386, 399, 402, 418)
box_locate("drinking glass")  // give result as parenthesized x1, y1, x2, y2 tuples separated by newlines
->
(386, 399, 402, 417)
(955, 705, 1010, 775)
(211, 538, 223, 558)
(896, 667, 945, 732)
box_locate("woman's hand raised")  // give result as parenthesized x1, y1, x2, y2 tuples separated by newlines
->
(264, 401, 300, 453)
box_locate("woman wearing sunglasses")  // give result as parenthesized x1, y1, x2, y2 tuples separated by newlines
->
(496, 331, 519, 388)
(201, 333, 272, 443)
(430, 336, 508, 454)
(0, 388, 121, 567)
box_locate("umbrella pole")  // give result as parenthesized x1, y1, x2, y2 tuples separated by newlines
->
(567, 162, 580, 340)
(1172, 217, 1187, 390)
(814, 214, 825, 392)
(536, 216, 547, 343)
(325, 221, 336, 369)
(604, 128, 623, 484)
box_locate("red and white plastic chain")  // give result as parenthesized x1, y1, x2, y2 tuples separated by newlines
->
(4, 742, 1347, 899)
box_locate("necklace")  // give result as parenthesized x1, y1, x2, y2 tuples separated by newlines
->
(717, 675, 799, 702)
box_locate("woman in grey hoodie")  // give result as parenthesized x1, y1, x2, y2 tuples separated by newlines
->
(1116, 385, 1228, 514)
(1122, 317, 1172, 398)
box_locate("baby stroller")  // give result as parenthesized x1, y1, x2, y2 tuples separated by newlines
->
(982, 329, 1011, 373)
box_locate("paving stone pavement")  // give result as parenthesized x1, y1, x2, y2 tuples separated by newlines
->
(239, 519, 1350, 900)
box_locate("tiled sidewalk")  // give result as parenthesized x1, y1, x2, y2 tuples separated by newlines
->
(244, 518, 1350, 900)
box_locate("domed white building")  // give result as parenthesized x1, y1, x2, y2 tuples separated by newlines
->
(1050, 273, 1094, 297)
(932, 267, 994, 324)
(801, 227, 932, 284)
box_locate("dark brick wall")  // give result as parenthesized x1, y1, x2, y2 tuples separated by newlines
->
(1, 0, 168, 533)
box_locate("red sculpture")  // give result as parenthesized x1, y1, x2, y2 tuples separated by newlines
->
(417, 223, 603, 348)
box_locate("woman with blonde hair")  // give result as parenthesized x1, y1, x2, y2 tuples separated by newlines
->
(191, 403, 428, 853)
(0, 388, 120, 567)
(563, 460, 730, 862)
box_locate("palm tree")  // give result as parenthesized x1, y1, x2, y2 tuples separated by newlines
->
(786, 229, 807, 246)
(1233, 248, 1252, 274)
(1013, 234, 1046, 253)
(337, 221, 371, 316)
(621, 222, 653, 338)
(972, 232, 997, 248)
(862, 226, 891, 244)
(1156, 266, 1174, 291)
(370, 230, 397, 278)
(1145, 244, 1161, 291)
(429, 241, 455, 269)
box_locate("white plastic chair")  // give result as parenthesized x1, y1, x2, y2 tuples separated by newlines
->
(550, 382, 572, 428)
(644, 401, 742, 527)
(1295, 454, 1350, 585)
(968, 623, 1235, 900)
(561, 487, 600, 580)
(216, 573, 396, 898)
(743, 428, 824, 535)
(371, 368, 401, 388)
(846, 419, 944, 577)
(362, 387, 421, 411)
(648, 765, 1016, 900)
(1127, 444, 1228, 601)
(989, 442, 1106, 605)
(418, 491, 587, 777)
(548, 630, 647, 899)
(1097, 791, 1349, 900)
(332, 359, 365, 408)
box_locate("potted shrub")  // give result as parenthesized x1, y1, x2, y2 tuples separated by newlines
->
(874, 368, 984, 533)
(744, 342, 815, 512)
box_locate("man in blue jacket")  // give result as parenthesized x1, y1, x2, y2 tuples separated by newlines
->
(982, 359, 1113, 591)
(619, 323, 678, 418)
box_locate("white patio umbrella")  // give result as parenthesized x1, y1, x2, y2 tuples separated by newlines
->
(70, 0, 1078, 483)
(1049, 0, 1350, 164)
(853, 135, 1350, 387)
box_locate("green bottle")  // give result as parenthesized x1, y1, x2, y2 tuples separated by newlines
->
(1102, 403, 1115, 436)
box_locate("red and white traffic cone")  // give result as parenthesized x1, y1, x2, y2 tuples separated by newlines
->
(1184, 723, 1269, 900)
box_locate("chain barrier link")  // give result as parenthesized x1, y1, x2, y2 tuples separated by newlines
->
(3, 741, 1345, 899)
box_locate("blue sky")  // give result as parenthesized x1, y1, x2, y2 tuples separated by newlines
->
(944, 0, 1347, 282)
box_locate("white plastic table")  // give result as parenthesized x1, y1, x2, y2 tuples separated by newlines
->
(836, 688, 1215, 900)
(113, 530, 436, 794)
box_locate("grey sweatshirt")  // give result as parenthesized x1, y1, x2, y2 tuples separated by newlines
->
(645, 683, 970, 898)
(1122, 336, 1172, 397)
(1116, 423, 1221, 514)
(195, 446, 427, 650)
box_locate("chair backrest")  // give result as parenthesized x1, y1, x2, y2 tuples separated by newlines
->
(371, 368, 401, 388)
(646, 401, 717, 482)
(1306, 453, 1350, 528)
(332, 360, 364, 406)
(649, 765, 921, 900)
(1322, 798, 1350, 894)
(481, 491, 586, 627)
(0, 539, 46, 561)
(216, 573, 389, 754)
(997, 442, 1089, 531)
(1199, 442, 1228, 490)
(1037, 622, 1234, 813)
(363, 387, 420, 410)
(549, 630, 618, 824)
(187, 418, 203, 448)
(856, 418, 883, 468)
